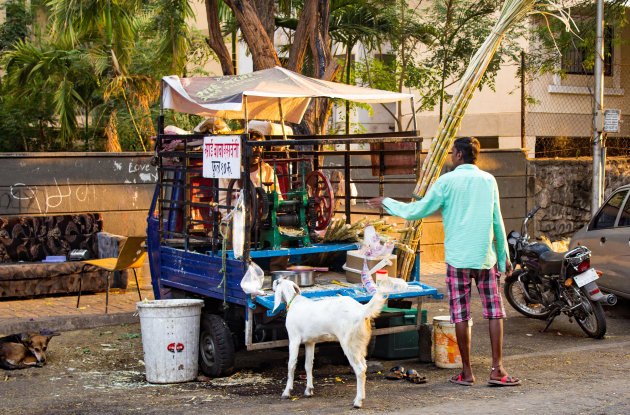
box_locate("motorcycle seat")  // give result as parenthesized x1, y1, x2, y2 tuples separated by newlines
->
(539, 250, 565, 275)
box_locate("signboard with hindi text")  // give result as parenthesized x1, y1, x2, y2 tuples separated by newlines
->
(202, 135, 241, 179)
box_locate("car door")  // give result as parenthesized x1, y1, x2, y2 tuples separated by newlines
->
(606, 193, 630, 296)
(573, 189, 629, 297)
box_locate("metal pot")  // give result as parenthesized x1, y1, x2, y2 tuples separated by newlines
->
(271, 269, 315, 287)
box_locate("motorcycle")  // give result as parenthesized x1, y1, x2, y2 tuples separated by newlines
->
(503, 206, 616, 339)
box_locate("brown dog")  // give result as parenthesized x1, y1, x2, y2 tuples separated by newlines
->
(0, 332, 59, 370)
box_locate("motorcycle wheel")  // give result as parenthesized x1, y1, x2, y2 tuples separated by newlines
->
(573, 287, 607, 339)
(504, 270, 552, 320)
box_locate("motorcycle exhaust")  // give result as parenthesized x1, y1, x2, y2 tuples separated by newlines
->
(604, 294, 617, 306)
(582, 281, 617, 305)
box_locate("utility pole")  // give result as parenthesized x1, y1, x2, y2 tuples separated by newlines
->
(592, 0, 605, 213)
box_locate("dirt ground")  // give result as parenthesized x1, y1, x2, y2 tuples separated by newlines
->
(3, 296, 630, 414)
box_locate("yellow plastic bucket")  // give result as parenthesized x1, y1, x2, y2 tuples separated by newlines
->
(432, 316, 472, 369)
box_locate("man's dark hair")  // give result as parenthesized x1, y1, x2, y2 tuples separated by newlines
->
(453, 137, 480, 164)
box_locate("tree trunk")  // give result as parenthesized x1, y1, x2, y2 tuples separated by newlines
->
(224, 0, 280, 70)
(309, 0, 338, 80)
(307, 0, 339, 134)
(254, 0, 275, 44)
(287, 0, 317, 72)
(205, 0, 235, 75)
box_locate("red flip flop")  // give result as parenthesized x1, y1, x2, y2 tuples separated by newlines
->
(449, 373, 473, 386)
(488, 375, 521, 386)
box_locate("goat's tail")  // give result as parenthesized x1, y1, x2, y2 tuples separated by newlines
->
(362, 290, 387, 320)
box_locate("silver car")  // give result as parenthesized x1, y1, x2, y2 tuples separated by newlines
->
(569, 184, 630, 299)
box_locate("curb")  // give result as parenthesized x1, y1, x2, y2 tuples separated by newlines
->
(0, 312, 139, 335)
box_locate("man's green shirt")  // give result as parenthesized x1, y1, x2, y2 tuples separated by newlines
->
(383, 164, 510, 272)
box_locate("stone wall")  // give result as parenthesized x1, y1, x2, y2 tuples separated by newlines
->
(530, 157, 630, 240)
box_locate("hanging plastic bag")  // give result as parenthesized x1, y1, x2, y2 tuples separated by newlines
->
(230, 191, 245, 259)
(360, 225, 382, 257)
(361, 257, 377, 294)
(241, 261, 265, 296)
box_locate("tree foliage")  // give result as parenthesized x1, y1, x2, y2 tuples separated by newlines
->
(0, 0, 205, 151)
(526, 0, 628, 76)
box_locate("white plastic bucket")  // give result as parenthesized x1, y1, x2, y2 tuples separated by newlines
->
(136, 299, 204, 383)
(431, 316, 473, 369)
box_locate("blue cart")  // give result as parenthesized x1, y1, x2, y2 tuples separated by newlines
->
(147, 71, 441, 377)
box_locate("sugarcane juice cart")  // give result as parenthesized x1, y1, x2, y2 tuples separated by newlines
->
(147, 67, 441, 377)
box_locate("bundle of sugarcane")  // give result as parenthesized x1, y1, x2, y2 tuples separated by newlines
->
(303, 216, 397, 267)
(323, 216, 396, 243)
(397, 0, 576, 279)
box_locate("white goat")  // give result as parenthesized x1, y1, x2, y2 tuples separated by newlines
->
(272, 278, 386, 408)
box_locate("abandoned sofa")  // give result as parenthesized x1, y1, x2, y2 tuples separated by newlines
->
(0, 214, 128, 298)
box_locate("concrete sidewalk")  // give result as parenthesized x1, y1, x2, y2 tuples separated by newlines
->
(0, 262, 447, 335)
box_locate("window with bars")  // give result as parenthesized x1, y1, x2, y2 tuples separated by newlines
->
(561, 26, 613, 76)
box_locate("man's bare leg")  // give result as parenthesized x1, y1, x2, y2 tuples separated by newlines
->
(452, 320, 475, 383)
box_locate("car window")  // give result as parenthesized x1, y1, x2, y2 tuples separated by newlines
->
(591, 190, 628, 229)
(618, 194, 630, 227)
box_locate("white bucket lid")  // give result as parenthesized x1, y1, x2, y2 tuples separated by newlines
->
(136, 299, 204, 309)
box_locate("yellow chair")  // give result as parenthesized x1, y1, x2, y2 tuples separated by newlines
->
(78, 236, 147, 313)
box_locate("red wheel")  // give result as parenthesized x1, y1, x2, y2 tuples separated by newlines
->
(305, 171, 334, 231)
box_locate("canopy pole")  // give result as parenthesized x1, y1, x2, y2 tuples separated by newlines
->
(244, 95, 249, 133)
(159, 81, 164, 116)
(410, 97, 417, 132)
(278, 97, 287, 140)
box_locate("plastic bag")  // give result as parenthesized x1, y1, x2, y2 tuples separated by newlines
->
(360, 225, 394, 258)
(241, 261, 264, 296)
(361, 257, 377, 294)
(377, 276, 408, 293)
(231, 191, 245, 259)
(360, 225, 381, 257)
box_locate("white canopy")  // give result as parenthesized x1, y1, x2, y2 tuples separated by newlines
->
(161, 66, 413, 124)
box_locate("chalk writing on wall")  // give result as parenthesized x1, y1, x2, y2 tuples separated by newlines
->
(0, 179, 97, 214)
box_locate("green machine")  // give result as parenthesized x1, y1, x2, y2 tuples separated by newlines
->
(255, 159, 334, 250)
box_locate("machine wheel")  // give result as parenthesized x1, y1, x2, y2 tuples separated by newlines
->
(504, 270, 552, 320)
(199, 313, 235, 377)
(305, 171, 334, 231)
(573, 287, 607, 339)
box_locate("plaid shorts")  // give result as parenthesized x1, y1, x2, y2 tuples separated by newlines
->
(446, 264, 506, 323)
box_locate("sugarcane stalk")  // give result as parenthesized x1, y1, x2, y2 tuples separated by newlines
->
(398, 0, 574, 280)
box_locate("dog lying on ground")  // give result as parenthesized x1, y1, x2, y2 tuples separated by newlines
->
(0, 331, 59, 370)
(272, 278, 386, 408)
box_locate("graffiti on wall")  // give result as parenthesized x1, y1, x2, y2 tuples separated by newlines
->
(0, 160, 157, 215)
(0, 178, 97, 214)
(114, 160, 158, 183)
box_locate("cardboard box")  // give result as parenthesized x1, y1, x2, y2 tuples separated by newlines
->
(344, 250, 398, 283)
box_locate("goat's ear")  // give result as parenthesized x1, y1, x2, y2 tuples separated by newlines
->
(291, 281, 301, 295)
(272, 283, 284, 313)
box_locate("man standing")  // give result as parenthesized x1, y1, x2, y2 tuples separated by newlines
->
(368, 137, 520, 387)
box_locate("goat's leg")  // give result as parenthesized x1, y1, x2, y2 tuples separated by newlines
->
(282, 339, 300, 399)
(340, 341, 368, 409)
(303, 342, 315, 397)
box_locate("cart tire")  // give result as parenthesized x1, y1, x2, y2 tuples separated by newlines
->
(199, 313, 235, 377)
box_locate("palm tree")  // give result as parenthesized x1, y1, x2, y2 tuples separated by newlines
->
(4, 37, 99, 149)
